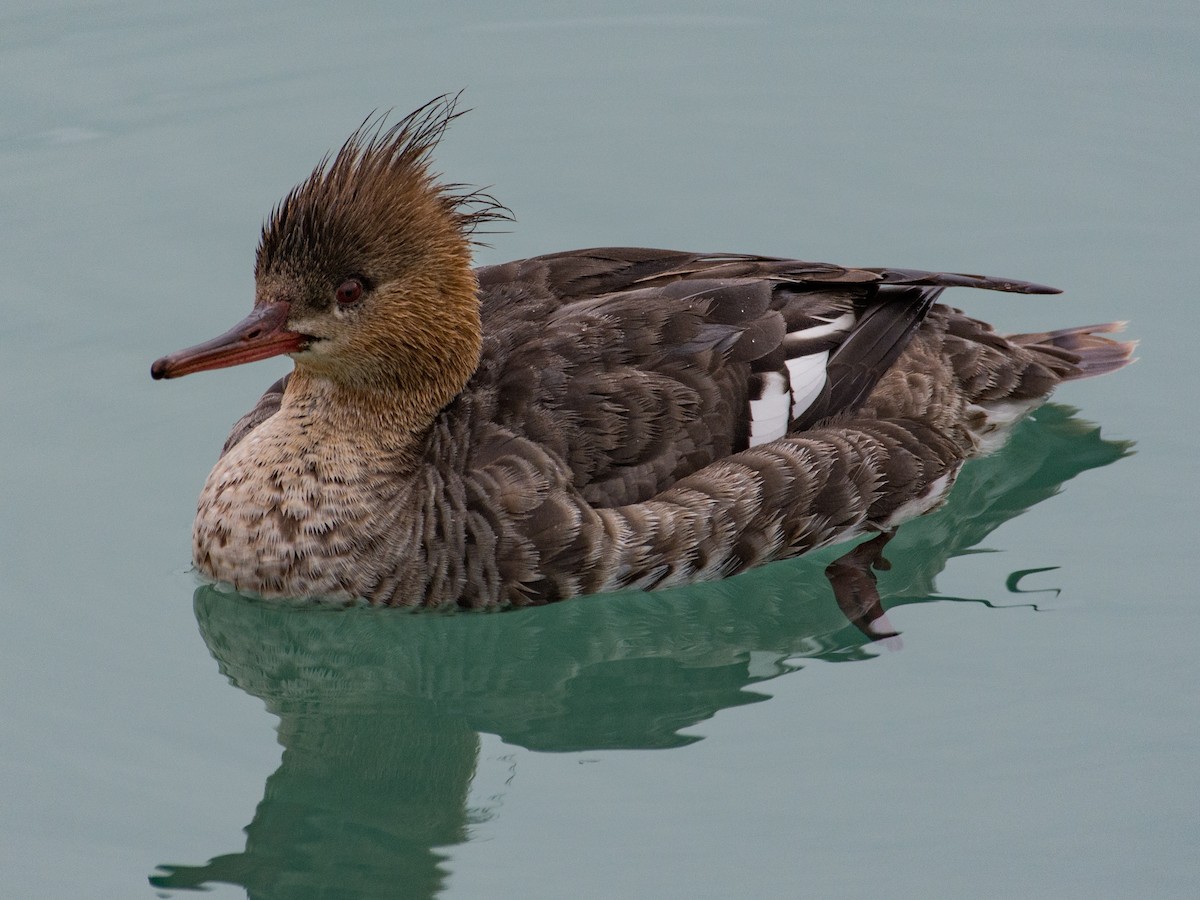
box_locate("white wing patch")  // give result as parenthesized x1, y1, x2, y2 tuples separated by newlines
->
(748, 371, 791, 447)
(786, 351, 829, 420)
(789, 312, 854, 342)
(745, 310, 853, 446)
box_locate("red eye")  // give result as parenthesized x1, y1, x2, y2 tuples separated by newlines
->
(335, 278, 364, 306)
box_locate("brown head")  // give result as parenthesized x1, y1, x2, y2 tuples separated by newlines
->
(152, 96, 508, 420)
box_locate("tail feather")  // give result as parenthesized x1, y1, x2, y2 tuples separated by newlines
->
(1009, 321, 1137, 380)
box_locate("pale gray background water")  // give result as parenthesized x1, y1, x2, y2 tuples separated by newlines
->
(2, 2, 1196, 898)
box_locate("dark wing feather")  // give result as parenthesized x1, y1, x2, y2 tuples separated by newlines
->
(791, 285, 942, 432)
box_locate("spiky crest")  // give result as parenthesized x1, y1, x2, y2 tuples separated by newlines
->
(255, 94, 510, 278)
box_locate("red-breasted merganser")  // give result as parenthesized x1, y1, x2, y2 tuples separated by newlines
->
(151, 97, 1134, 608)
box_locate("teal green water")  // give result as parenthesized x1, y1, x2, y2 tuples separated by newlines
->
(3, 2, 1196, 898)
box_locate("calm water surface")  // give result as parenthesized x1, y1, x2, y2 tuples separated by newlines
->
(2, 2, 1197, 898)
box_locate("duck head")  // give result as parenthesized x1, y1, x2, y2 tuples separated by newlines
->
(152, 96, 507, 416)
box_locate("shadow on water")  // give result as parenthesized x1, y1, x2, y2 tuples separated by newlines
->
(150, 404, 1129, 899)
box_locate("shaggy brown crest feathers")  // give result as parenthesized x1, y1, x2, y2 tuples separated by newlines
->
(256, 94, 509, 281)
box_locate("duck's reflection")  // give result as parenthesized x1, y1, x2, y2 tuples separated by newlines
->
(151, 405, 1129, 898)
